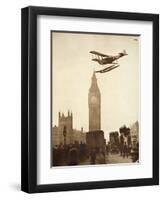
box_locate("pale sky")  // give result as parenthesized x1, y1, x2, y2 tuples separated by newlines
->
(52, 32, 139, 140)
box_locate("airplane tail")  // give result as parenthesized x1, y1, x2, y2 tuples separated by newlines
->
(122, 49, 127, 55)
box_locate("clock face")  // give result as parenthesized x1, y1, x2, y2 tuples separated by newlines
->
(91, 96, 97, 104)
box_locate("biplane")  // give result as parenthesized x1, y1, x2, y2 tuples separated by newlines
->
(90, 50, 128, 65)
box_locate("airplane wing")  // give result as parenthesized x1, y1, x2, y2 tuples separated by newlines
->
(90, 51, 110, 57)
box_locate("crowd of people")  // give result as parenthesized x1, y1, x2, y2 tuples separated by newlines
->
(106, 133, 139, 162)
(52, 142, 88, 166)
(52, 136, 139, 166)
(52, 143, 107, 166)
(90, 148, 106, 164)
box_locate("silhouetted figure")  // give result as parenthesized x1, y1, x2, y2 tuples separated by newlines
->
(123, 142, 128, 158)
(106, 142, 111, 155)
(68, 146, 79, 165)
(53, 145, 59, 166)
(119, 134, 124, 156)
(96, 148, 106, 164)
(131, 142, 139, 162)
(79, 142, 84, 161)
(90, 148, 96, 164)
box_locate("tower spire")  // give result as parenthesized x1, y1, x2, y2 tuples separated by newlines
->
(89, 71, 99, 92)
(92, 71, 97, 82)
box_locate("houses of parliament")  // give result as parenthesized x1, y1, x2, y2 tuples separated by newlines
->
(52, 72, 103, 147)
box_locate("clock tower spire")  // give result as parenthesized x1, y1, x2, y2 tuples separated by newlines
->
(88, 72, 101, 131)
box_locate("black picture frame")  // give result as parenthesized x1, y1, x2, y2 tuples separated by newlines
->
(21, 6, 159, 193)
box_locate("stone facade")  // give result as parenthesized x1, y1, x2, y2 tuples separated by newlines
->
(86, 72, 105, 151)
(52, 72, 102, 147)
(130, 121, 139, 144)
(73, 128, 86, 144)
(88, 72, 101, 131)
(86, 130, 105, 150)
(58, 111, 73, 145)
(52, 112, 86, 147)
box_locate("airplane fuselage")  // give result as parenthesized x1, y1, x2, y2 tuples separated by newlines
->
(92, 53, 127, 65)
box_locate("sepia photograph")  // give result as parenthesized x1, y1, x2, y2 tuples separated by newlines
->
(21, 6, 159, 193)
(51, 31, 140, 167)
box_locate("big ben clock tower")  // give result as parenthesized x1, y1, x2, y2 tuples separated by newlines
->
(88, 72, 101, 131)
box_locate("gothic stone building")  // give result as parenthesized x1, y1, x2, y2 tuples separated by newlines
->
(52, 111, 86, 147)
(52, 72, 105, 149)
(130, 121, 139, 145)
(86, 72, 105, 150)
(88, 72, 101, 131)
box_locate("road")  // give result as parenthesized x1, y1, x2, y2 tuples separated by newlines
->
(79, 153, 133, 165)
(105, 153, 132, 164)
